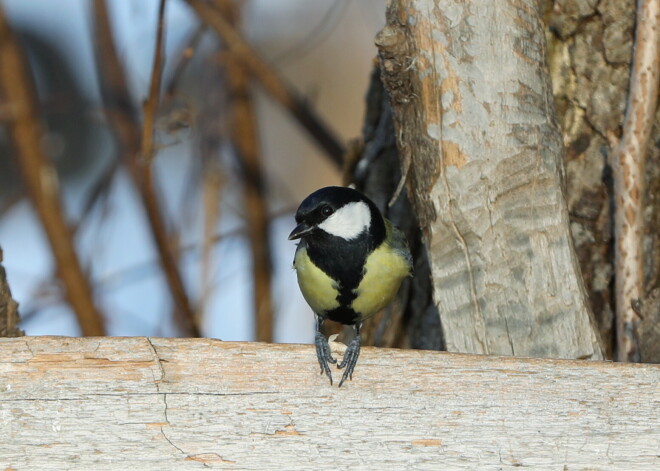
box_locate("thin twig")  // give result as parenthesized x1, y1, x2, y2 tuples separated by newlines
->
(92, 0, 200, 337)
(218, 0, 274, 342)
(0, 6, 105, 336)
(184, 0, 345, 166)
(193, 42, 228, 325)
(271, 0, 348, 64)
(19, 204, 298, 323)
(609, 0, 660, 362)
(155, 25, 205, 137)
(141, 0, 167, 163)
(77, 159, 119, 229)
(164, 24, 206, 99)
(199, 163, 224, 322)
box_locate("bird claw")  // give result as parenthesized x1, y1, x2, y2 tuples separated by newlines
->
(315, 330, 336, 385)
(337, 335, 361, 387)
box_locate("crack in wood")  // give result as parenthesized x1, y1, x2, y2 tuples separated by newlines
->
(145, 337, 166, 385)
(160, 426, 186, 456)
(0, 391, 278, 403)
(2, 337, 659, 468)
(23, 340, 35, 358)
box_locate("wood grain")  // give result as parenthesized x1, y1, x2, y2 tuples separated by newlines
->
(1, 337, 658, 470)
(377, 0, 603, 359)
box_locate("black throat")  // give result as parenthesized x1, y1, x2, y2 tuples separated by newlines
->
(302, 207, 386, 321)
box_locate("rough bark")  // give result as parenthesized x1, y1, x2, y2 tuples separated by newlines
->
(608, 0, 660, 362)
(546, 0, 660, 363)
(0, 248, 23, 337)
(376, 0, 603, 359)
(1, 337, 658, 470)
(546, 0, 628, 360)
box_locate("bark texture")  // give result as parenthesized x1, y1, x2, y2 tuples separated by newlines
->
(376, 0, 603, 359)
(0, 248, 23, 337)
(546, 0, 660, 362)
(1, 337, 658, 470)
(608, 0, 660, 362)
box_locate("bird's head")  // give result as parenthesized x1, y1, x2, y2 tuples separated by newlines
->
(288, 186, 384, 243)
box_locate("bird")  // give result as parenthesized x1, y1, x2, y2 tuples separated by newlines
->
(288, 186, 413, 387)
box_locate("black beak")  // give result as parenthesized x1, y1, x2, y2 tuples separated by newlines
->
(288, 222, 314, 240)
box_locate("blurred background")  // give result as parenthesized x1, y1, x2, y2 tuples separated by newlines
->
(0, 0, 387, 342)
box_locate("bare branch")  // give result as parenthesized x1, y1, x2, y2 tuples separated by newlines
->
(140, 0, 167, 164)
(184, 0, 346, 166)
(92, 0, 200, 337)
(164, 24, 205, 99)
(0, 6, 105, 336)
(610, 0, 660, 362)
(199, 163, 224, 322)
(193, 42, 228, 327)
(219, 1, 274, 342)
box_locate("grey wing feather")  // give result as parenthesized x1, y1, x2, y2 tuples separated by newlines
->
(385, 219, 414, 274)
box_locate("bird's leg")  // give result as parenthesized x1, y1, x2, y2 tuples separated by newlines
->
(315, 316, 336, 385)
(337, 323, 362, 387)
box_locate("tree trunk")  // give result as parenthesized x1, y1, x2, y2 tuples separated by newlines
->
(546, 0, 660, 363)
(375, 0, 603, 359)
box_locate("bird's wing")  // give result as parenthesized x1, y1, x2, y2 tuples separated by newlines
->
(384, 219, 413, 274)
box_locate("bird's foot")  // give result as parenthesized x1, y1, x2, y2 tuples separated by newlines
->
(315, 330, 336, 385)
(337, 335, 361, 387)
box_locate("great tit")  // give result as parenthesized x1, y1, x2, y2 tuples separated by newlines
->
(289, 186, 413, 386)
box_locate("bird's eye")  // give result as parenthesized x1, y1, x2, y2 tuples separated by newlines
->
(321, 205, 334, 217)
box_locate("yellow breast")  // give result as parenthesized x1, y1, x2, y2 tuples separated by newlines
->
(293, 246, 340, 314)
(350, 242, 411, 319)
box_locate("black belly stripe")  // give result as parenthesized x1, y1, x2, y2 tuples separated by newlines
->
(303, 234, 372, 318)
(325, 305, 360, 325)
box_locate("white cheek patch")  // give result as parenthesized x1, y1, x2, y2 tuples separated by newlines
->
(319, 201, 371, 240)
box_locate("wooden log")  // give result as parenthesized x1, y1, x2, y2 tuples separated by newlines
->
(0, 337, 658, 470)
